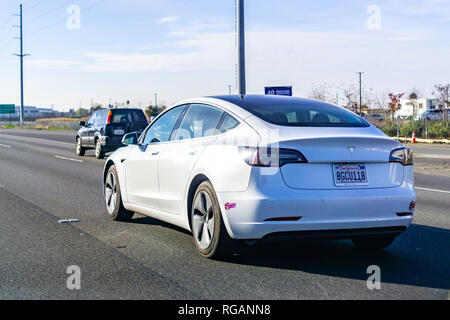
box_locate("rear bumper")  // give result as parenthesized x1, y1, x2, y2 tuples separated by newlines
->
(261, 226, 407, 242)
(99, 136, 124, 151)
(216, 167, 416, 240)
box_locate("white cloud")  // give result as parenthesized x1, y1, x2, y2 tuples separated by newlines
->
(156, 16, 180, 24)
(26, 59, 85, 68)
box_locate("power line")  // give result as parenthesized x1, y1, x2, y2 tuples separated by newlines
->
(25, 0, 106, 37)
(25, 0, 74, 23)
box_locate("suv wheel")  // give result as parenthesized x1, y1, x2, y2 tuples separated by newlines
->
(191, 181, 236, 259)
(104, 165, 134, 221)
(76, 137, 86, 156)
(95, 139, 105, 159)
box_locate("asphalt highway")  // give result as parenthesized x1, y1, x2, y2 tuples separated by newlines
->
(0, 129, 449, 299)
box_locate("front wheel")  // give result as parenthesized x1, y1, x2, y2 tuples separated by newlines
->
(104, 165, 134, 221)
(351, 235, 397, 250)
(76, 137, 86, 156)
(191, 181, 236, 259)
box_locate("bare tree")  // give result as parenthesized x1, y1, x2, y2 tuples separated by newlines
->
(309, 83, 333, 103)
(342, 85, 359, 113)
(432, 84, 450, 124)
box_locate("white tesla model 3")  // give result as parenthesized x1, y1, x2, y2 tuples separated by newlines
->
(102, 95, 416, 258)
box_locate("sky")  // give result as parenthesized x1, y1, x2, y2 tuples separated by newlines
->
(0, 0, 449, 111)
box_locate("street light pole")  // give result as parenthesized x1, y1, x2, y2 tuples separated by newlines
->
(357, 72, 364, 114)
(237, 0, 246, 96)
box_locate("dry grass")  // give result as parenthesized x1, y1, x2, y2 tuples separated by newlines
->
(36, 116, 89, 123)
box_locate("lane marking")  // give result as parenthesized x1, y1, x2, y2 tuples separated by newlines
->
(54, 155, 83, 163)
(415, 153, 450, 159)
(0, 143, 11, 148)
(416, 187, 450, 194)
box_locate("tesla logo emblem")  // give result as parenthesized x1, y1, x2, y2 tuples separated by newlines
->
(225, 203, 236, 210)
(348, 146, 356, 153)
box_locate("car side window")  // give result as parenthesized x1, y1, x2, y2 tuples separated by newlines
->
(173, 104, 224, 141)
(218, 113, 239, 133)
(86, 113, 95, 126)
(143, 106, 185, 144)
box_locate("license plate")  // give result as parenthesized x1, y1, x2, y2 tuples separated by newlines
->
(114, 129, 125, 135)
(333, 164, 368, 187)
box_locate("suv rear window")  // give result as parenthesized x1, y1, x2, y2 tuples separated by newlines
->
(110, 109, 147, 125)
(246, 103, 369, 127)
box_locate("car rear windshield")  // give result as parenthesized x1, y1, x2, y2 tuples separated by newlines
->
(245, 103, 370, 127)
(111, 109, 147, 125)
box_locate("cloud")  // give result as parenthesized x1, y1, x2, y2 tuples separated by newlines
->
(26, 59, 85, 68)
(156, 16, 180, 24)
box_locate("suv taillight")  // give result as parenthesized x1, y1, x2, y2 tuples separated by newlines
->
(106, 110, 113, 124)
(238, 147, 307, 167)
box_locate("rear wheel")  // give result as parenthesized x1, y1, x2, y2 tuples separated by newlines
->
(95, 139, 105, 159)
(104, 165, 133, 221)
(351, 235, 397, 250)
(191, 181, 236, 259)
(76, 137, 86, 156)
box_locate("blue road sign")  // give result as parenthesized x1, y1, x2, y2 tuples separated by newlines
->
(265, 86, 292, 96)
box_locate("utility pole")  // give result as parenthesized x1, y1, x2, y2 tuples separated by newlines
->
(237, 0, 246, 95)
(227, 85, 232, 95)
(154, 93, 158, 112)
(13, 4, 29, 126)
(357, 72, 364, 114)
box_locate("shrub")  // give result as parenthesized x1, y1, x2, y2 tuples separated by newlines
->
(428, 122, 449, 139)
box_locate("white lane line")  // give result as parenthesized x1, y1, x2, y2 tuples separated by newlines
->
(0, 144, 11, 148)
(415, 153, 450, 159)
(54, 155, 83, 163)
(416, 187, 450, 194)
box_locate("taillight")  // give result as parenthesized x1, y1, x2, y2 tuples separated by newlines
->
(106, 110, 113, 124)
(238, 147, 307, 167)
(390, 148, 414, 166)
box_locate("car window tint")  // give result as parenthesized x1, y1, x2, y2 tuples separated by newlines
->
(219, 113, 239, 133)
(111, 110, 147, 125)
(245, 102, 369, 127)
(143, 107, 185, 144)
(174, 104, 223, 140)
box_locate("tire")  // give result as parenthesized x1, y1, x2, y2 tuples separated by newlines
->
(191, 181, 236, 259)
(104, 165, 134, 221)
(351, 235, 397, 250)
(76, 137, 86, 156)
(95, 138, 105, 159)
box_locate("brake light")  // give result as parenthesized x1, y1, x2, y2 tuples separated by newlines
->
(238, 147, 307, 167)
(390, 148, 414, 166)
(106, 111, 113, 124)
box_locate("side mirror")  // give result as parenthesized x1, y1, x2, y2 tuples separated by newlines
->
(79, 121, 86, 127)
(122, 132, 139, 146)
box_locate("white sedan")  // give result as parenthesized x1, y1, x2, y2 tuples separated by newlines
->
(102, 95, 416, 259)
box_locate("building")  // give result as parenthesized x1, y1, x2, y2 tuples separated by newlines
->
(396, 98, 439, 120)
(0, 106, 59, 120)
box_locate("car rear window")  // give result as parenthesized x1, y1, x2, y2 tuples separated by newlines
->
(245, 103, 370, 127)
(110, 109, 147, 125)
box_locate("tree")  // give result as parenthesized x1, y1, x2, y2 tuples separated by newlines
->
(388, 93, 405, 123)
(90, 103, 104, 113)
(145, 105, 166, 119)
(309, 83, 333, 103)
(432, 83, 450, 124)
(342, 85, 359, 113)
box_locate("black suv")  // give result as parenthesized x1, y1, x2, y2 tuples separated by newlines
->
(76, 108, 148, 159)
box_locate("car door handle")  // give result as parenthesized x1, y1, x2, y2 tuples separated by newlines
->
(188, 151, 198, 156)
(152, 152, 160, 156)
